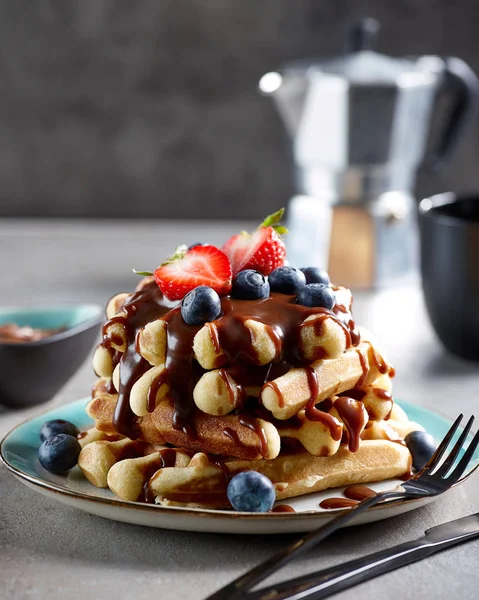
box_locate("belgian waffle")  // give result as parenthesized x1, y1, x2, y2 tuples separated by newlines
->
(78, 274, 421, 508)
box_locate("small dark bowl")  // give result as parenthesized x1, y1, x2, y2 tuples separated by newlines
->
(0, 304, 103, 408)
(418, 192, 479, 362)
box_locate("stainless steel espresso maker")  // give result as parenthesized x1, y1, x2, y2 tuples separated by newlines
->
(259, 19, 478, 288)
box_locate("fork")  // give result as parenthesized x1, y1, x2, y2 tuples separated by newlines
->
(205, 414, 479, 600)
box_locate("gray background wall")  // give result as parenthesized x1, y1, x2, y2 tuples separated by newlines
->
(0, 0, 477, 220)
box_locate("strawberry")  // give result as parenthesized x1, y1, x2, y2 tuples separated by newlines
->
(222, 208, 288, 276)
(153, 244, 232, 301)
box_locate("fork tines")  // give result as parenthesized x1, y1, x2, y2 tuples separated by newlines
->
(427, 415, 479, 484)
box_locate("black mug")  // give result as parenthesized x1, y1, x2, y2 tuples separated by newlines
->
(418, 192, 479, 362)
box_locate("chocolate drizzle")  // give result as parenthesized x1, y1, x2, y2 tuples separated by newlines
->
(215, 292, 358, 368)
(218, 368, 238, 406)
(334, 397, 368, 452)
(302, 366, 343, 442)
(344, 484, 376, 501)
(320, 497, 358, 509)
(99, 281, 360, 444)
(102, 282, 177, 438)
(355, 348, 369, 389)
(137, 447, 186, 502)
(320, 484, 377, 509)
(271, 504, 296, 513)
(238, 415, 270, 458)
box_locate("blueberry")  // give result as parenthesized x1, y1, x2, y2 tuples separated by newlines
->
(268, 266, 306, 295)
(300, 267, 331, 286)
(405, 430, 437, 472)
(38, 434, 81, 474)
(227, 471, 276, 512)
(296, 283, 336, 309)
(40, 419, 80, 442)
(188, 242, 205, 250)
(232, 270, 270, 300)
(181, 285, 221, 325)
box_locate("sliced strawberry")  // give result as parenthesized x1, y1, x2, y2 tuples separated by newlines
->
(154, 245, 232, 301)
(222, 209, 288, 276)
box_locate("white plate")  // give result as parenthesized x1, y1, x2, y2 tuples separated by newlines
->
(2, 398, 477, 534)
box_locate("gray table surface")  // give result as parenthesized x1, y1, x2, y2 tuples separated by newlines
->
(1, 219, 478, 600)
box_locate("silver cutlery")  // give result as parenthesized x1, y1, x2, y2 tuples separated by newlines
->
(205, 414, 479, 600)
(247, 512, 479, 600)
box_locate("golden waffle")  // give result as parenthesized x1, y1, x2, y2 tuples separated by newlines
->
(79, 276, 416, 508)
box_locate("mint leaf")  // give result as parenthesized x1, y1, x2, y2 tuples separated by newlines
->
(260, 208, 285, 228)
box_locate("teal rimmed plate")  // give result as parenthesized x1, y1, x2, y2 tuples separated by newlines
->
(1, 398, 477, 534)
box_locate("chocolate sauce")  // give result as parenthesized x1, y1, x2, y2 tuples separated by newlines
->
(101, 281, 177, 438)
(265, 380, 284, 408)
(211, 457, 232, 483)
(105, 378, 117, 395)
(299, 365, 342, 441)
(299, 313, 352, 360)
(140, 480, 156, 504)
(158, 447, 178, 468)
(334, 397, 368, 452)
(370, 346, 389, 374)
(355, 348, 369, 389)
(305, 365, 319, 399)
(320, 498, 359, 509)
(343, 484, 376, 501)
(161, 307, 203, 438)
(0, 323, 66, 343)
(101, 282, 361, 443)
(316, 397, 335, 413)
(305, 400, 343, 442)
(399, 455, 414, 481)
(340, 388, 365, 401)
(206, 322, 221, 354)
(215, 293, 358, 369)
(137, 447, 181, 502)
(271, 504, 296, 513)
(222, 426, 241, 445)
(372, 388, 392, 400)
(238, 414, 270, 458)
(320, 483, 377, 509)
(147, 370, 167, 413)
(218, 369, 238, 406)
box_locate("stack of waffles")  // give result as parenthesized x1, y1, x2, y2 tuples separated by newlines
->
(78, 271, 420, 508)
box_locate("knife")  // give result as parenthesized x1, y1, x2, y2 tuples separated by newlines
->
(248, 513, 479, 600)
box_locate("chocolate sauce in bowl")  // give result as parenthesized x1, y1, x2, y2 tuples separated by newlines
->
(0, 323, 66, 343)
